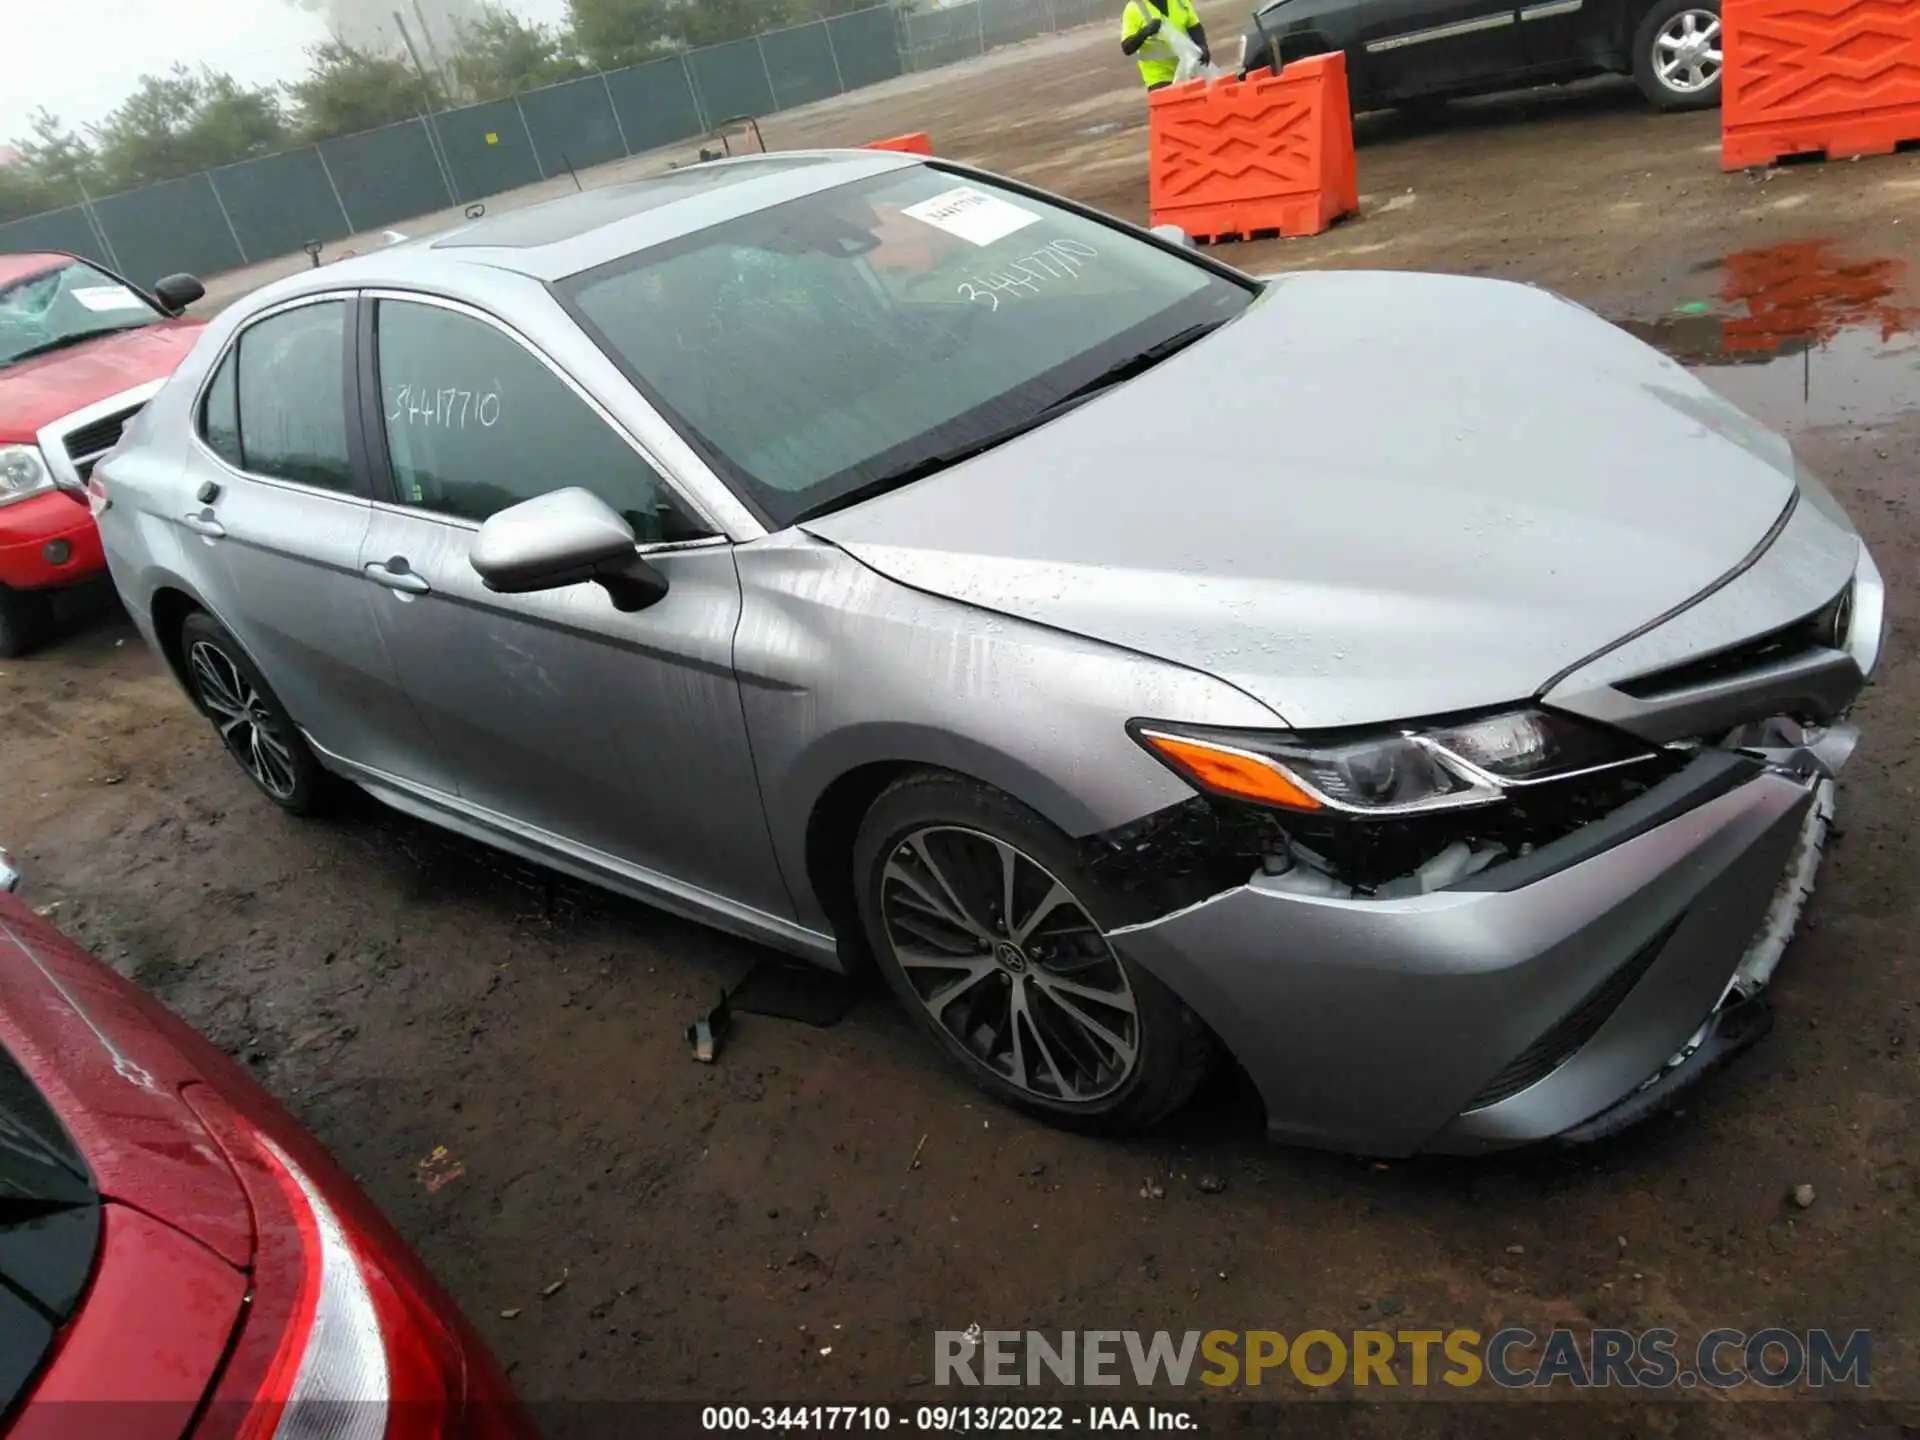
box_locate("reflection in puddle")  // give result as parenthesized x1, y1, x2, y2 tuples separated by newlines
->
(1613, 239, 1920, 431)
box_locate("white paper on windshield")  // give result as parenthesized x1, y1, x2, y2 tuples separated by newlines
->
(902, 186, 1043, 248)
(70, 285, 147, 313)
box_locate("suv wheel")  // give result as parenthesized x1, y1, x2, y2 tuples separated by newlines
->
(851, 771, 1213, 1134)
(0, 586, 54, 659)
(1634, 0, 1723, 110)
(178, 611, 329, 814)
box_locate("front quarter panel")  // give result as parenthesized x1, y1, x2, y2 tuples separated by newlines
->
(734, 532, 1287, 934)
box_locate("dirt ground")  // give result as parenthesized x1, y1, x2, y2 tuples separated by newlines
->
(9, 16, 1920, 1435)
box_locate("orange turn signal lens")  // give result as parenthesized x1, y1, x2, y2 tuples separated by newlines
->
(1139, 731, 1324, 812)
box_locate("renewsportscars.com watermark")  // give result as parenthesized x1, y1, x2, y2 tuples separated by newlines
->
(935, 1328, 1872, 1391)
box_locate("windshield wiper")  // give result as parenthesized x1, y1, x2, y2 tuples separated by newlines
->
(793, 419, 1053, 523)
(792, 319, 1231, 524)
(1032, 319, 1229, 419)
(5, 326, 144, 365)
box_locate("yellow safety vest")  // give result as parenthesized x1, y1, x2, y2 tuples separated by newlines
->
(1121, 0, 1201, 89)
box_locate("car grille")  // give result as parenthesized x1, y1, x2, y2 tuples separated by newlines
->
(1615, 584, 1854, 700)
(1463, 914, 1686, 1111)
(61, 404, 145, 481)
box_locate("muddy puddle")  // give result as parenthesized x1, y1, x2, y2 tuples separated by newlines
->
(1614, 238, 1919, 431)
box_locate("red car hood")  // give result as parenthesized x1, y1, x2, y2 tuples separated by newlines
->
(0, 320, 203, 439)
(0, 893, 251, 1266)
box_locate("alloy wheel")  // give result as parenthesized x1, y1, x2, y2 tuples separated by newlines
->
(1655, 9, 1722, 93)
(879, 826, 1140, 1102)
(188, 640, 298, 800)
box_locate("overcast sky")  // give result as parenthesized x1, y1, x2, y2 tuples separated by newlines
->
(4, 0, 569, 146)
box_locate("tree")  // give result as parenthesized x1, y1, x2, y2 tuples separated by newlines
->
(287, 40, 435, 142)
(0, 112, 98, 220)
(565, 0, 673, 70)
(669, 0, 795, 48)
(87, 67, 290, 191)
(451, 7, 591, 100)
(14, 111, 98, 194)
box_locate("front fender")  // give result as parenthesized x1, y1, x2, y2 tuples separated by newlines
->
(733, 533, 1284, 932)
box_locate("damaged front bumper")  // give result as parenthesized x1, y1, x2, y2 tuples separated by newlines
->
(1108, 723, 1855, 1156)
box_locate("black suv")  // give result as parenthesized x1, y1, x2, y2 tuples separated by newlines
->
(1239, 0, 1722, 114)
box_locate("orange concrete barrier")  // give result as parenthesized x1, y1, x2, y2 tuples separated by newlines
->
(1148, 53, 1358, 243)
(1722, 0, 1920, 169)
(864, 132, 934, 155)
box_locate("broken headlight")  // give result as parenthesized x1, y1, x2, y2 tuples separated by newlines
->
(1132, 709, 1657, 817)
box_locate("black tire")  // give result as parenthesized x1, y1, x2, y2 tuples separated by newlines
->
(0, 587, 52, 659)
(851, 771, 1213, 1134)
(1632, 0, 1723, 111)
(177, 611, 329, 815)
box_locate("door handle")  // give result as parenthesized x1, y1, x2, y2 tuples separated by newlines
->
(364, 558, 430, 595)
(181, 510, 225, 539)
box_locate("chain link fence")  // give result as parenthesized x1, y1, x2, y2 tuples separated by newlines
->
(0, 1, 1107, 287)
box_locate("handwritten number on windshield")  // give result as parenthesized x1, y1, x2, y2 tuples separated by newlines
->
(956, 238, 1099, 312)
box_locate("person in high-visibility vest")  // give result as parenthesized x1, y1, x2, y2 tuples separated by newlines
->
(1119, 0, 1209, 92)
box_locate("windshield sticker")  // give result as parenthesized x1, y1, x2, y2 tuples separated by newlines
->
(956, 237, 1100, 311)
(903, 186, 1044, 248)
(70, 284, 148, 313)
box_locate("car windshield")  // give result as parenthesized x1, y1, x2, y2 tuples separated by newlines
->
(558, 165, 1255, 526)
(0, 258, 163, 369)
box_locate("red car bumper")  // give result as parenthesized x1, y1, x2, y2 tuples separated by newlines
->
(0, 491, 104, 591)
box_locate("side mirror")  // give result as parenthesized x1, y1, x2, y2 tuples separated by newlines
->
(1150, 224, 1198, 251)
(152, 273, 206, 316)
(470, 487, 669, 613)
(0, 847, 17, 894)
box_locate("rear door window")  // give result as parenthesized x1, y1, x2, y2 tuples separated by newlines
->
(204, 300, 361, 495)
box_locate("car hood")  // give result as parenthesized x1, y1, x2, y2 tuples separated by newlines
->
(0, 319, 203, 438)
(802, 270, 1801, 729)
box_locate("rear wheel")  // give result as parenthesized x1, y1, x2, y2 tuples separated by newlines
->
(178, 611, 329, 814)
(851, 772, 1213, 1133)
(1633, 0, 1723, 110)
(0, 587, 52, 659)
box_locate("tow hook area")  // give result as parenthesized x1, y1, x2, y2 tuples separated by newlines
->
(1591, 721, 1850, 1133)
(1727, 716, 1860, 783)
(1557, 990, 1775, 1145)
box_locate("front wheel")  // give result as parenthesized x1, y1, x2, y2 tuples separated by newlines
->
(1633, 0, 1723, 111)
(851, 772, 1213, 1134)
(0, 586, 52, 659)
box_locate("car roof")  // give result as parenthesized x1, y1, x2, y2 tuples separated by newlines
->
(280, 150, 925, 300)
(0, 252, 77, 286)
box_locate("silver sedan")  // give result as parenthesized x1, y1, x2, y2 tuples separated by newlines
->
(82, 152, 1882, 1154)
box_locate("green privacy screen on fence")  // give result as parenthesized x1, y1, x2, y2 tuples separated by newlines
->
(762, 22, 844, 111)
(321, 119, 455, 233)
(517, 75, 628, 178)
(604, 58, 707, 156)
(0, 207, 109, 270)
(438, 98, 546, 200)
(0, 2, 1082, 285)
(687, 37, 779, 127)
(825, 7, 906, 88)
(93, 174, 245, 287)
(212, 149, 354, 262)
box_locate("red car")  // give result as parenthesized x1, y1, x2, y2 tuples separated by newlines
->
(0, 851, 532, 1439)
(0, 252, 208, 657)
